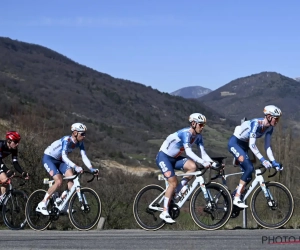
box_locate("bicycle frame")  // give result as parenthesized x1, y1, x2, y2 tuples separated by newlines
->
(46, 174, 84, 213)
(220, 167, 271, 202)
(151, 169, 209, 211)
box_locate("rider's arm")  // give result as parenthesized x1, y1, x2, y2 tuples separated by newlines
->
(197, 139, 214, 163)
(248, 121, 265, 161)
(184, 145, 205, 165)
(61, 140, 77, 168)
(11, 151, 24, 174)
(265, 129, 275, 162)
(80, 150, 92, 168)
(0, 158, 9, 172)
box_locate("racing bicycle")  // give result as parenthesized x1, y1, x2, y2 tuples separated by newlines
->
(0, 174, 28, 230)
(25, 170, 101, 231)
(216, 163, 294, 229)
(133, 157, 233, 231)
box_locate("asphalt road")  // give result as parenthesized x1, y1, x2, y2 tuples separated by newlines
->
(1, 229, 300, 250)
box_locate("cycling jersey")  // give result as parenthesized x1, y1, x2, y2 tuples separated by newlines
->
(159, 127, 213, 165)
(44, 136, 91, 168)
(0, 140, 24, 174)
(233, 118, 275, 161)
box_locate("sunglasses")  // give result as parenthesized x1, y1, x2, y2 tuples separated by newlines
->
(7, 139, 19, 144)
(78, 132, 86, 136)
(272, 116, 280, 121)
(198, 123, 205, 128)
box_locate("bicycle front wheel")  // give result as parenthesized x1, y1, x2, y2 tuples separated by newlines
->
(133, 184, 165, 231)
(25, 189, 52, 231)
(69, 187, 101, 230)
(251, 181, 294, 229)
(190, 182, 233, 230)
(2, 190, 28, 230)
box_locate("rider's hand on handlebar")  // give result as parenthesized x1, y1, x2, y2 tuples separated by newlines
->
(22, 172, 29, 179)
(90, 168, 99, 175)
(202, 161, 211, 168)
(271, 160, 283, 171)
(261, 158, 272, 169)
(75, 166, 83, 173)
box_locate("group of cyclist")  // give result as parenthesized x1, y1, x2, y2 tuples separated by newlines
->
(156, 105, 283, 223)
(0, 123, 98, 216)
(0, 105, 283, 222)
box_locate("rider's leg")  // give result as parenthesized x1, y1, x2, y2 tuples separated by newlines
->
(156, 151, 177, 223)
(36, 155, 62, 215)
(174, 159, 196, 194)
(228, 136, 253, 208)
(0, 172, 8, 196)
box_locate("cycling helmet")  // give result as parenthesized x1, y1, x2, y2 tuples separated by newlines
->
(263, 105, 282, 117)
(71, 123, 87, 132)
(6, 131, 21, 143)
(189, 113, 206, 124)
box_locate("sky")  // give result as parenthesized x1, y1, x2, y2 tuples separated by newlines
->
(1, 0, 300, 93)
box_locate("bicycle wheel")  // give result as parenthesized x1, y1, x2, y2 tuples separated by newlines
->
(133, 184, 165, 231)
(2, 190, 28, 230)
(25, 189, 52, 231)
(250, 181, 294, 229)
(69, 187, 101, 230)
(190, 182, 233, 230)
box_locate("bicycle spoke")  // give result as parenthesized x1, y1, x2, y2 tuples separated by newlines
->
(251, 182, 294, 229)
(2, 190, 28, 230)
(69, 187, 101, 230)
(133, 184, 165, 231)
(190, 182, 232, 230)
(25, 190, 52, 231)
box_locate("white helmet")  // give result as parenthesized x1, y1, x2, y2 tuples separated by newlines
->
(71, 123, 87, 132)
(189, 113, 206, 124)
(263, 105, 282, 117)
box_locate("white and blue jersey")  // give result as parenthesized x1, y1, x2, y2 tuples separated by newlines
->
(228, 118, 276, 182)
(157, 127, 213, 179)
(43, 135, 91, 176)
(233, 118, 274, 161)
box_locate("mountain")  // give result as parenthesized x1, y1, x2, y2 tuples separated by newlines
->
(295, 77, 300, 82)
(198, 72, 300, 126)
(171, 86, 212, 98)
(0, 37, 233, 167)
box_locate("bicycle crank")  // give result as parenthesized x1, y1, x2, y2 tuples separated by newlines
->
(169, 203, 180, 219)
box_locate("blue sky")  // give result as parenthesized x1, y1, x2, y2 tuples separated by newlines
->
(1, 0, 299, 93)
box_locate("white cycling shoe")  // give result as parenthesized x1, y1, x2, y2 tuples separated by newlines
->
(36, 202, 49, 216)
(233, 197, 248, 208)
(159, 211, 175, 224)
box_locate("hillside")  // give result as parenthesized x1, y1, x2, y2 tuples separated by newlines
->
(171, 86, 212, 98)
(199, 72, 300, 127)
(0, 37, 234, 168)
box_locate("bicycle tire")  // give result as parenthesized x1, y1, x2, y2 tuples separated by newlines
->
(250, 181, 294, 229)
(25, 189, 52, 231)
(69, 187, 101, 230)
(133, 184, 165, 231)
(2, 190, 28, 230)
(190, 182, 233, 230)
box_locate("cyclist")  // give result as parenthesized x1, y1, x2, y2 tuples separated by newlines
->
(36, 123, 99, 215)
(0, 131, 29, 199)
(228, 105, 283, 208)
(156, 113, 216, 223)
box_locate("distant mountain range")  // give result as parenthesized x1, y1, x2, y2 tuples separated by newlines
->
(198, 72, 300, 126)
(170, 86, 212, 98)
(295, 77, 300, 82)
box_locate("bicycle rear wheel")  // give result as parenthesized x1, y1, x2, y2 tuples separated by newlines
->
(133, 184, 165, 231)
(69, 187, 101, 230)
(25, 189, 52, 231)
(2, 190, 28, 230)
(190, 182, 232, 230)
(250, 181, 294, 229)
